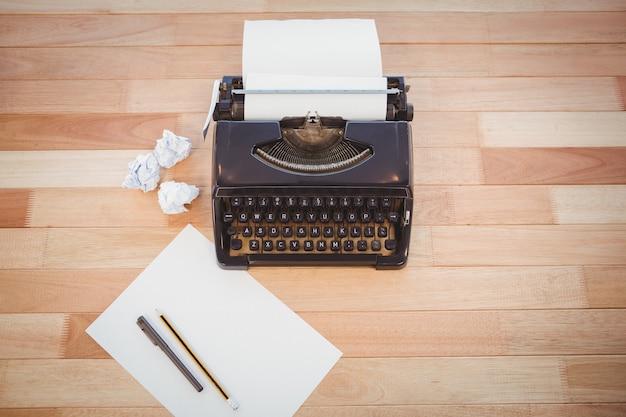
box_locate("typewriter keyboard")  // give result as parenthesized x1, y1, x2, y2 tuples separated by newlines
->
(218, 196, 407, 257)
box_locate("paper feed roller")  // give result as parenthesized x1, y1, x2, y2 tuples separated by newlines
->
(212, 75, 414, 123)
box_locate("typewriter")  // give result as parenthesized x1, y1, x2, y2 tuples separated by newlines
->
(210, 75, 414, 269)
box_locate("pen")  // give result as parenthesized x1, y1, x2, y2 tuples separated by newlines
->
(136, 315, 204, 393)
(158, 311, 240, 411)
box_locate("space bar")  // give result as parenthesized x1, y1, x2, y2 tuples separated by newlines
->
(247, 253, 378, 266)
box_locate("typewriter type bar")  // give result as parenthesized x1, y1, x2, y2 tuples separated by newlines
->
(210, 76, 413, 269)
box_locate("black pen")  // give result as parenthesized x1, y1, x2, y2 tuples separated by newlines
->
(136, 315, 204, 392)
(158, 311, 239, 411)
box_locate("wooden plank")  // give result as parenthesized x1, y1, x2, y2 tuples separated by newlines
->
(413, 148, 484, 185)
(0, 266, 590, 313)
(26, 187, 211, 228)
(451, 185, 554, 225)
(26, 187, 210, 228)
(563, 356, 626, 402)
(63, 314, 109, 359)
(0, 79, 212, 114)
(307, 356, 566, 405)
(384, 44, 492, 76)
(0, 409, 171, 417)
(42, 227, 198, 269)
(430, 225, 626, 266)
(0, 189, 31, 227)
(0, 229, 46, 269)
(0, 314, 66, 359)
(268, 1, 626, 12)
(296, 404, 626, 417)
(414, 184, 626, 227)
(502, 310, 626, 356)
(50, 309, 626, 361)
(413, 185, 554, 225)
(585, 266, 626, 308)
(299, 310, 626, 357)
(2, 357, 623, 408)
(0, 114, 184, 151)
(491, 44, 626, 76)
(27, 188, 169, 228)
(0, 359, 158, 408)
(545, 0, 626, 11)
(0, 0, 266, 14)
(482, 148, 626, 185)
(0, 13, 489, 47)
(0, 269, 140, 314)
(411, 77, 624, 111)
(0, 15, 177, 47)
(307, 356, 626, 405)
(125, 79, 216, 114)
(0, 46, 239, 80)
(254, 266, 589, 311)
(551, 185, 626, 224)
(411, 112, 479, 147)
(487, 12, 626, 43)
(1, 266, 613, 314)
(0, 1, 567, 14)
(479, 112, 626, 148)
(0, 150, 150, 188)
(0, 81, 128, 113)
(3, 12, 624, 47)
(5, 44, 626, 80)
(3, 404, 626, 417)
(182, 11, 626, 44)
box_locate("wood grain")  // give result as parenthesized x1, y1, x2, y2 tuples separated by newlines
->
(0, 269, 140, 313)
(430, 225, 626, 266)
(296, 404, 626, 417)
(300, 309, 626, 357)
(0, 189, 31, 227)
(479, 112, 626, 147)
(0, 359, 158, 408)
(1, 4, 625, 416)
(414, 185, 555, 225)
(482, 148, 626, 185)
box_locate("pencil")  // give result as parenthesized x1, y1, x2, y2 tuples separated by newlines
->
(158, 311, 239, 411)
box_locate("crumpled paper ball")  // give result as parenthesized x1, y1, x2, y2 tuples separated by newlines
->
(153, 130, 192, 168)
(121, 152, 160, 192)
(157, 181, 200, 214)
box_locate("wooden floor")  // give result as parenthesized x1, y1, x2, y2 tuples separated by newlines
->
(1, 1, 626, 416)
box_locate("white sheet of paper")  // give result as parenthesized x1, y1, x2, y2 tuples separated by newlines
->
(242, 19, 387, 120)
(86, 224, 342, 417)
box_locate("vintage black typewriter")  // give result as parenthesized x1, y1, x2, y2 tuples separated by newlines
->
(210, 75, 414, 269)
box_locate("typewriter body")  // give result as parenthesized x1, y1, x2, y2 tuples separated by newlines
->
(211, 75, 414, 269)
